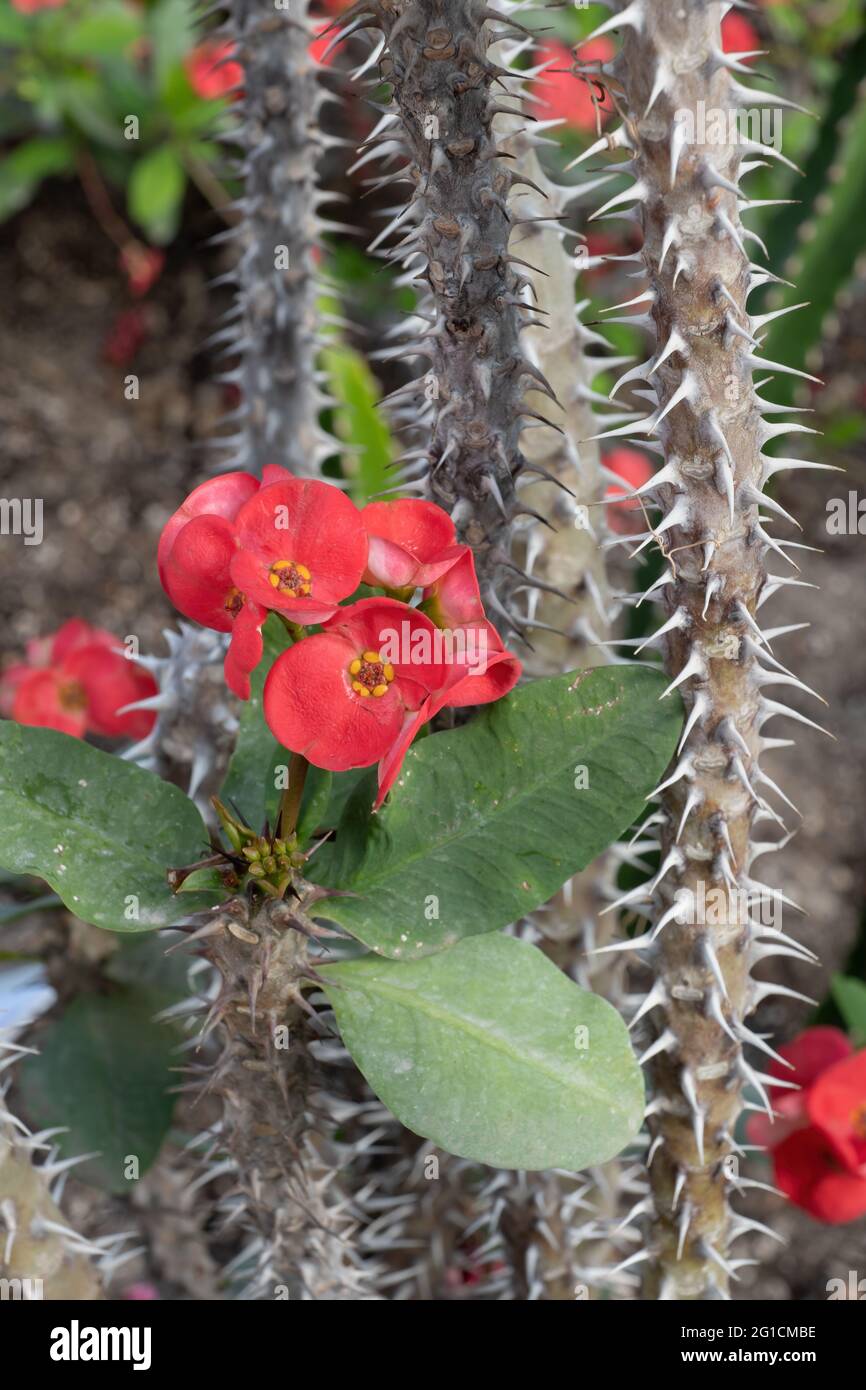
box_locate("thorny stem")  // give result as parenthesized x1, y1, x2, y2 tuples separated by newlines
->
(218, 0, 332, 476)
(592, 0, 816, 1298)
(352, 0, 537, 638)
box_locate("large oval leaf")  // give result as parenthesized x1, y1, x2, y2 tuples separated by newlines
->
(19, 984, 180, 1193)
(321, 934, 644, 1171)
(310, 665, 680, 957)
(0, 724, 215, 929)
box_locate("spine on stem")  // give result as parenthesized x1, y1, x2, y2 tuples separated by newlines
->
(216, 0, 334, 476)
(340, 0, 545, 637)
(584, 0, 824, 1297)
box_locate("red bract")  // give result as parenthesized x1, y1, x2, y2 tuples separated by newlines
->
(103, 307, 148, 366)
(361, 498, 461, 592)
(158, 469, 291, 700)
(310, 20, 346, 68)
(532, 40, 614, 132)
(185, 41, 243, 100)
(229, 476, 368, 624)
(807, 1049, 866, 1176)
(263, 599, 444, 772)
(721, 12, 761, 59)
(119, 245, 165, 298)
(375, 621, 521, 808)
(11, 0, 66, 11)
(0, 619, 157, 741)
(420, 546, 485, 629)
(604, 448, 654, 535)
(746, 1026, 866, 1224)
(773, 1129, 866, 1226)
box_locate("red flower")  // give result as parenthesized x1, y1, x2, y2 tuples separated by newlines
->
(119, 245, 165, 298)
(310, 20, 347, 68)
(159, 471, 268, 700)
(808, 1049, 866, 1176)
(375, 620, 521, 808)
(263, 598, 444, 772)
(229, 475, 368, 624)
(10, 0, 66, 12)
(361, 499, 462, 592)
(420, 546, 485, 629)
(103, 307, 148, 366)
(532, 39, 614, 132)
(1, 619, 157, 740)
(371, 547, 521, 805)
(721, 12, 761, 59)
(774, 1129, 866, 1226)
(747, 1026, 866, 1224)
(604, 448, 655, 535)
(185, 41, 243, 101)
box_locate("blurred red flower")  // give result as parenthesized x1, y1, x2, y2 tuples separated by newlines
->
(185, 41, 243, 101)
(102, 307, 148, 366)
(119, 245, 165, 298)
(603, 448, 654, 535)
(10, 0, 66, 12)
(721, 11, 761, 58)
(1, 619, 157, 740)
(310, 19, 347, 67)
(532, 39, 615, 132)
(747, 1026, 866, 1224)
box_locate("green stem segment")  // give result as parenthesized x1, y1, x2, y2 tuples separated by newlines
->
(278, 751, 309, 840)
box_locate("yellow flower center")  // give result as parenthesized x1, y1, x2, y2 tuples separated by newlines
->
(268, 560, 312, 597)
(348, 650, 395, 699)
(57, 679, 87, 713)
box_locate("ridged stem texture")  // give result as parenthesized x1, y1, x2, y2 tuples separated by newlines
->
(589, 0, 818, 1298)
(219, 0, 332, 475)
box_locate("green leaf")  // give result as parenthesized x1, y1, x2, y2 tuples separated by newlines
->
(0, 8, 29, 44)
(0, 724, 216, 930)
(296, 765, 333, 845)
(176, 866, 225, 894)
(19, 989, 178, 1193)
(310, 665, 680, 957)
(831, 973, 866, 1047)
(0, 136, 73, 221)
(321, 933, 644, 1170)
(104, 932, 193, 1000)
(220, 614, 292, 833)
(127, 144, 185, 243)
(321, 343, 394, 504)
(320, 767, 370, 832)
(148, 0, 195, 94)
(59, 6, 143, 59)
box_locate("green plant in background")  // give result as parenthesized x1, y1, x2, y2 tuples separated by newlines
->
(0, 0, 228, 252)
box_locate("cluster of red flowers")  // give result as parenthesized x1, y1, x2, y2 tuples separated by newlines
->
(0, 619, 157, 741)
(158, 469, 521, 806)
(747, 1027, 866, 1224)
